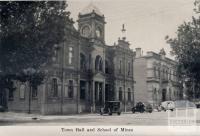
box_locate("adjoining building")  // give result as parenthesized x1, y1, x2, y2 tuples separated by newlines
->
(5, 3, 135, 114)
(134, 48, 183, 107)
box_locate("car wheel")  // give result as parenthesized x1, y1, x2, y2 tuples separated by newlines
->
(132, 109, 135, 113)
(117, 112, 121, 115)
(170, 109, 174, 112)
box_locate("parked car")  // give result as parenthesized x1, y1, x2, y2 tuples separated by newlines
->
(100, 101, 121, 115)
(132, 102, 145, 113)
(161, 101, 175, 111)
(132, 102, 153, 113)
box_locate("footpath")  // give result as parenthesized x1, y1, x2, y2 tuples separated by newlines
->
(0, 111, 99, 125)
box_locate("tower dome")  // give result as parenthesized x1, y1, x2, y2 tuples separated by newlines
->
(80, 2, 103, 16)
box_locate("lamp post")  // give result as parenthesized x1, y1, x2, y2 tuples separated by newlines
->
(23, 68, 36, 114)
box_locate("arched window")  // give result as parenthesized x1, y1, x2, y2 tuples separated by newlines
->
(80, 53, 86, 70)
(95, 55, 103, 72)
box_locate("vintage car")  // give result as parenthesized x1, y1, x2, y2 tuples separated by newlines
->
(100, 101, 121, 115)
(132, 102, 145, 113)
(161, 101, 175, 111)
(132, 102, 153, 113)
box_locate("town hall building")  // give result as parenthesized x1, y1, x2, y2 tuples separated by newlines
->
(6, 3, 135, 114)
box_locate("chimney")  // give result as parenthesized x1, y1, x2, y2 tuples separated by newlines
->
(135, 48, 142, 58)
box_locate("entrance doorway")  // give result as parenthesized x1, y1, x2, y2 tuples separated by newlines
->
(95, 82, 103, 106)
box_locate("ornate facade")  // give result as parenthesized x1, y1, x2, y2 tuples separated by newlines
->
(6, 4, 135, 114)
(134, 48, 183, 107)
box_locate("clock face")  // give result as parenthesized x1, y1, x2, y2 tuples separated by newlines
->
(81, 26, 90, 37)
(96, 28, 101, 38)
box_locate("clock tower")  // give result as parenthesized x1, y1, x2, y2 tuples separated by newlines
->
(78, 3, 106, 42)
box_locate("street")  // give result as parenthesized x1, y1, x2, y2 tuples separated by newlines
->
(0, 109, 200, 126)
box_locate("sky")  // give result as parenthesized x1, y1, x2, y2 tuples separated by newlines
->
(67, 0, 195, 59)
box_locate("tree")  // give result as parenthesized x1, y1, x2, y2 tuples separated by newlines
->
(0, 1, 71, 107)
(0, 1, 70, 73)
(166, 0, 200, 99)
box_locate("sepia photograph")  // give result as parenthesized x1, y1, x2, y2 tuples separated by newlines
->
(0, 0, 200, 135)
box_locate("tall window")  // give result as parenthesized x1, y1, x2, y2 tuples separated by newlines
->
(69, 47, 73, 65)
(32, 86, 38, 98)
(68, 80, 73, 98)
(95, 55, 103, 72)
(119, 87, 123, 101)
(80, 53, 86, 70)
(128, 88, 131, 101)
(52, 78, 58, 97)
(19, 84, 26, 99)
